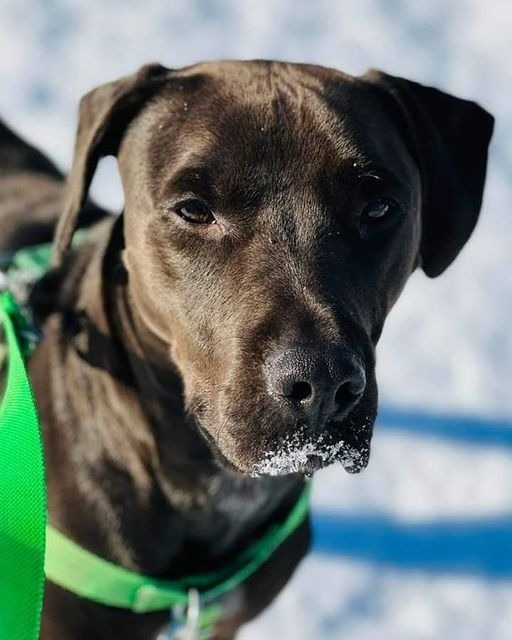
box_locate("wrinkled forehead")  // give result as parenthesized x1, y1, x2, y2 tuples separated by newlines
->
(127, 63, 415, 206)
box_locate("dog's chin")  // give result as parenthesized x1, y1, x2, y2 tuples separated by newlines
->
(194, 413, 374, 478)
(248, 421, 373, 478)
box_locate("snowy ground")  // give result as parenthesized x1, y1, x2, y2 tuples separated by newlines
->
(0, 1, 511, 638)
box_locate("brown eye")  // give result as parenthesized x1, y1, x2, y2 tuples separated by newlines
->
(361, 198, 393, 221)
(176, 200, 216, 224)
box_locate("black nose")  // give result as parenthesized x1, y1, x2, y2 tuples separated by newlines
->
(264, 346, 366, 426)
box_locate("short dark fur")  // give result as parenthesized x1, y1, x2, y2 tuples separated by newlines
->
(0, 60, 493, 639)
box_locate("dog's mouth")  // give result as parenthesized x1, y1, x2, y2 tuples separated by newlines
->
(249, 419, 373, 477)
(194, 419, 245, 474)
(194, 413, 374, 478)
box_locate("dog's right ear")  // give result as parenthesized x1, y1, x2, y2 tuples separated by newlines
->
(52, 63, 170, 267)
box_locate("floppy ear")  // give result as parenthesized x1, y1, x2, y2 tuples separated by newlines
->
(363, 70, 494, 277)
(52, 63, 170, 267)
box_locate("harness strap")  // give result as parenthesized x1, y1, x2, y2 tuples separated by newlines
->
(45, 482, 311, 613)
(0, 291, 47, 640)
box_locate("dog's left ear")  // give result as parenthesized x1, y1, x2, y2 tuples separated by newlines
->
(52, 63, 170, 267)
(363, 70, 494, 277)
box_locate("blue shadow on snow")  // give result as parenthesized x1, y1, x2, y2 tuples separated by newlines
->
(377, 405, 512, 449)
(312, 512, 512, 579)
(310, 406, 512, 579)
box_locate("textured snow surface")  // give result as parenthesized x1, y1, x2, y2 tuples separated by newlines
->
(1, 1, 511, 638)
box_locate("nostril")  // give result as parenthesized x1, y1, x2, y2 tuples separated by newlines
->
(288, 381, 313, 402)
(334, 381, 359, 410)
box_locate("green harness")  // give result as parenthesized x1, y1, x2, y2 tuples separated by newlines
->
(0, 290, 46, 640)
(0, 242, 311, 640)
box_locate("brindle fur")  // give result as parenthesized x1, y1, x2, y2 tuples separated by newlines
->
(0, 60, 493, 639)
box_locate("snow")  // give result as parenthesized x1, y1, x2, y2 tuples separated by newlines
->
(1, 0, 511, 637)
(251, 426, 370, 477)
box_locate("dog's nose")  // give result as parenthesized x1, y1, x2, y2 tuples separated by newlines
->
(264, 346, 366, 426)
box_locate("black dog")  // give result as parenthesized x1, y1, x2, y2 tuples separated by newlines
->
(0, 60, 493, 639)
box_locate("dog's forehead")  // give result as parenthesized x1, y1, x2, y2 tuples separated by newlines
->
(174, 59, 349, 98)
(129, 61, 415, 206)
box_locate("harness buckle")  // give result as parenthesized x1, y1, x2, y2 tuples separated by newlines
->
(158, 589, 204, 640)
(0, 270, 9, 293)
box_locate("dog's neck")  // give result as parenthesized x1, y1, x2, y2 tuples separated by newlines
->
(37, 218, 301, 578)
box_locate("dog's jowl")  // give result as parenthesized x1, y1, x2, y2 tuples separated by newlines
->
(0, 60, 493, 639)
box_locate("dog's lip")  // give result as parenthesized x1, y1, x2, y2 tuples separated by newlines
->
(250, 416, 373, 477)
(336, 443, 371, 474)
(193, 411, 373, 477)
(325, 418, 372, 474)
(193, 417, 248, 474)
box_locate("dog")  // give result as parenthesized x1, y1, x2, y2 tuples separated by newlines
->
(0, 60, 493, 639)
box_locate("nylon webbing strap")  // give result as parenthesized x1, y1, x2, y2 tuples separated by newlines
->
(45, 482, 311, 612)
(0, 291, 47, 640)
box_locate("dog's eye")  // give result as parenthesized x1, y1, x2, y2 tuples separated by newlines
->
(176, 200, 216, 224)
(361, 198, 393, 221)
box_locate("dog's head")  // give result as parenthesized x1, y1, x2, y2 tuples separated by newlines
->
(53, 61, 493, 476)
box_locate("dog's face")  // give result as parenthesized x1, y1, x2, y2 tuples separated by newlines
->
(55, 61, 493, 476)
